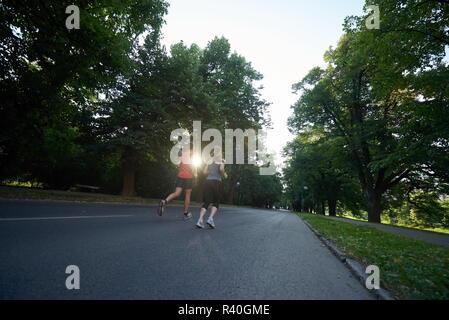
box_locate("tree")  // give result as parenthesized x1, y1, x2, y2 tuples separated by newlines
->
(198, 37, 271, 203)
(99, 35, 211, 196)
(283, 128, 361, 216)
(288, 0, 449, 222)
(234, 164, 283, 208)
(0, 0, 168, 187)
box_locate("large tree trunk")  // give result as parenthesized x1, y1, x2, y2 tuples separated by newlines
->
(320, 201, 326, 215)
(121, 149, 136, 197)
(328, 199, 337, 216)
(366, 190, 382, 223)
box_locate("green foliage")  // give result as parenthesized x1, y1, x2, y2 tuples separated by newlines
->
(236, 165, 282, 208)
(97, 34, 272, 198)
(42, 127, 83, 165)
(0, 2, 278, 203)
(0, 0, 169, 188)
(442, 199, 449, 227)
(33, 126, 85, 188)
(409, 192, 448, 227)
(285, 0, 449, 223)
(283, 128, 364, 214)
(200, 37, 271, 130)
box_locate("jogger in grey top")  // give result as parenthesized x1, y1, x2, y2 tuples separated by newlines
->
(206, 162, 222, 181)
(196, 151, 227, 229)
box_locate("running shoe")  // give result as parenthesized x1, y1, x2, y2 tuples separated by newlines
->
(157, 199, 166, 216)
(196, 219, 204, 229)
(183, 212, 193, 220)
(206, 217, 215, 229)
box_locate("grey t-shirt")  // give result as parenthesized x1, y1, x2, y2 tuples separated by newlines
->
(207, 163, 222, 181)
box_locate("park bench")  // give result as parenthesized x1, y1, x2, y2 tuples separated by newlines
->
(74, 184, 100, 193)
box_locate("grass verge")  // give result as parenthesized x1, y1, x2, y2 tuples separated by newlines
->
(340, 212, 449, 235)
(0, 186, 160, 204)
(299, 213, 449, 300)
(0, 185, 258, 209)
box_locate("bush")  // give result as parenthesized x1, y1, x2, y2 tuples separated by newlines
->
(409, 192, 447, 227)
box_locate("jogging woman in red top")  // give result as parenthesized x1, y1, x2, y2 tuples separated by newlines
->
(157, 149, 196, 220)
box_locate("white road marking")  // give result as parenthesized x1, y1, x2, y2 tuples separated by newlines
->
(0, 215, 134, 221)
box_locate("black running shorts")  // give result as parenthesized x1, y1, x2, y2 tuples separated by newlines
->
(202, 179, 221, 209)
(175, 177, 193, 190)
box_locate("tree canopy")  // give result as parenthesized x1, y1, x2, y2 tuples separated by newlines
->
(0, 1, 282, 208)
(284, 0, 449, 224)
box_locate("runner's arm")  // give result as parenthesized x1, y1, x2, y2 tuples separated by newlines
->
(220, 163, 228, 179)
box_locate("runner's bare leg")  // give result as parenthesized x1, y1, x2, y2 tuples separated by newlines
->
(166, 187, 182, 203)
(184, 189, 192, 212)
(209, 206, 218, 219)
(199, 207, 207, 220)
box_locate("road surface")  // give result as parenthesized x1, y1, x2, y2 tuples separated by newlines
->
(0, 200, 373, 299)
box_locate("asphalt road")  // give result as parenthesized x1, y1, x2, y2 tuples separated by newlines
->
(0, 200, 373, 300)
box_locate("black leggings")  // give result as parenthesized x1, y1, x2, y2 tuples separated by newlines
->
(202, 180, 221, 209)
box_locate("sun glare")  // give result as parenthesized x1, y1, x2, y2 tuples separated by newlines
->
(192, 156, 202, 168)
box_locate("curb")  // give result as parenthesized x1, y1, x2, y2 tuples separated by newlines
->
(301, 218, 396, 300)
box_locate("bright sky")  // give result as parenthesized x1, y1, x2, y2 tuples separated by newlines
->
(161, 0, 366, 166)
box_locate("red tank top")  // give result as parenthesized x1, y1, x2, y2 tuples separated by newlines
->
(178, 151, 194, 179)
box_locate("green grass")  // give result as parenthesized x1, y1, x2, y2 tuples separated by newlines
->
(1, 180, 44, 188)
(0, 185, 260, 209)
(340, 211, 449, 235)
(0, 186, 160, 204)
(299, 213, 449, 300)
(392, 222, 449, 235)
